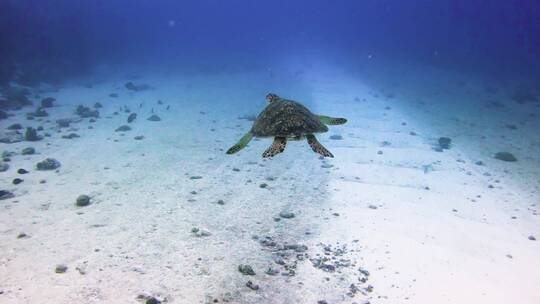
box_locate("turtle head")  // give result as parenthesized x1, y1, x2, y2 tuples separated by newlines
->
(265, 93, 279, 103)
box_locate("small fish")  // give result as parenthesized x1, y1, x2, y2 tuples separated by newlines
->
(166, 105, 170, 110)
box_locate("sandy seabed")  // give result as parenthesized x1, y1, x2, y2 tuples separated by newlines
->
(1, 63, 539, 304)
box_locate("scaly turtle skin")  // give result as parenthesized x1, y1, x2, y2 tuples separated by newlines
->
(226, 93, 347, 158)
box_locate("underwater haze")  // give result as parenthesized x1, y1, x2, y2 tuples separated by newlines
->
(1, 1, 540, 304)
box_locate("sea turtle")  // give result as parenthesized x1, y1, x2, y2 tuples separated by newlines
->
(226, 93, 347, 158)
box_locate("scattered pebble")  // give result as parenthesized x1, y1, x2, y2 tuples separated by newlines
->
(191, 227, 211, 237)
(528, 235, 536, 241)
(36, 158, 61, 170)
(55, 264, 68, 273)
(147, 114, 161, 122)
(25, 127, 42, 141)
(12, 178, 23, 185)
(0, 163, 8, 172)
(134, 135, 145, 140)
(62, 133, 80, 139)
(279, 211, 295, 219)
(76, 105, 99, 118)
(259, 183, 268, 188)
(56, 118, 71, 128)
(115, 125, 131, 132)
(190, 176, 202, 180)
(329, 135, 343, 140)
(0, 190, 15, 200)
(145, 297, 161, 304)
(238, 264, 256, 275)
(494, 152, 517, 162)
(41, 97, 55, 108)
(21, 147, 35, 155)
(246, 280, 259, 290)
(76, 195, 91, 207)
(127, 113, 137, 123)
(7, 123, 23, 130)
(438, 137, 452, 150)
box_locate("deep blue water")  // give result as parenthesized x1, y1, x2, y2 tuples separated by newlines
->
(1, 0, 539, 85)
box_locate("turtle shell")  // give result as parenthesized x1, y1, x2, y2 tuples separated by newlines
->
(250, 98, 328, 137)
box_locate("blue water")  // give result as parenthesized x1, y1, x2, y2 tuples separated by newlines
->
(1, 0, 539, 84)
(1, 1, 540, 304)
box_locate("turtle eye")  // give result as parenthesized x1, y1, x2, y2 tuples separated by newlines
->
(266, 93, 276, 102)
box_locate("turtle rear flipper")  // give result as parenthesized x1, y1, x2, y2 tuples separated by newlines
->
(262, 137, 287, 158)
(226, 132, 253, 154)
(318, 115, 347, 125)
(307, 134, 333, 158)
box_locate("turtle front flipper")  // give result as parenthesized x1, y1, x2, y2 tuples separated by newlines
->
(262, 137, 287, 158)
(226, 132, 253, 154)
(306, 134, 334, 158)
(318, 115, 347, 125)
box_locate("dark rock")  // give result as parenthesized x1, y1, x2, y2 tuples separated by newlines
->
(279, 211, 295, 219)
(438, 137, 452, 150)
(22, 147, 35, 155)
(33, 107, 48, 117)
(190, 176, 202, 180)
(1, 131, 24, 143)
(259, 183, 268, 188)
(109, 93, 118, 98)
(494, 152, 517, 162)
(265, 268, 279, 275)
(127, 113, 137, 123)
(0, 190, 14, 200)
(134, 135, 144, 140)
(238, 264, 255, 275)
(17, 232, 27, 239)
(36, 158, 61, 170)
(0, 162, 8, 172)
(12, 178, 23, 185)
(512, 86, 538, 104)
(115, 125, 131, 132)
(25, 127, 42, 141)
(76, 195, 91, 207)
(56, 118, 71, 128)
(3, 87, 32, 109)
(75, 105, 99, 118)
(62, 133, 80, 139)
(7, 123, 23, 130)
(147, 114, 161, 121)
(528, 235, 536, 241)
(17, 168, 29, 174)
(55, 264, 68, 273)
(191, 227, 211, 237)
(145, 297, 161, 304)
(125, 82, 150, 92)
(41, 97, 55, 108)
(246, 280, 259, 290)
(94, 102, 103, 109)
(329, 135, 343, 140)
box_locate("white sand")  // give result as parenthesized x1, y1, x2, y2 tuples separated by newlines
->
(1, 63, 539, 303)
